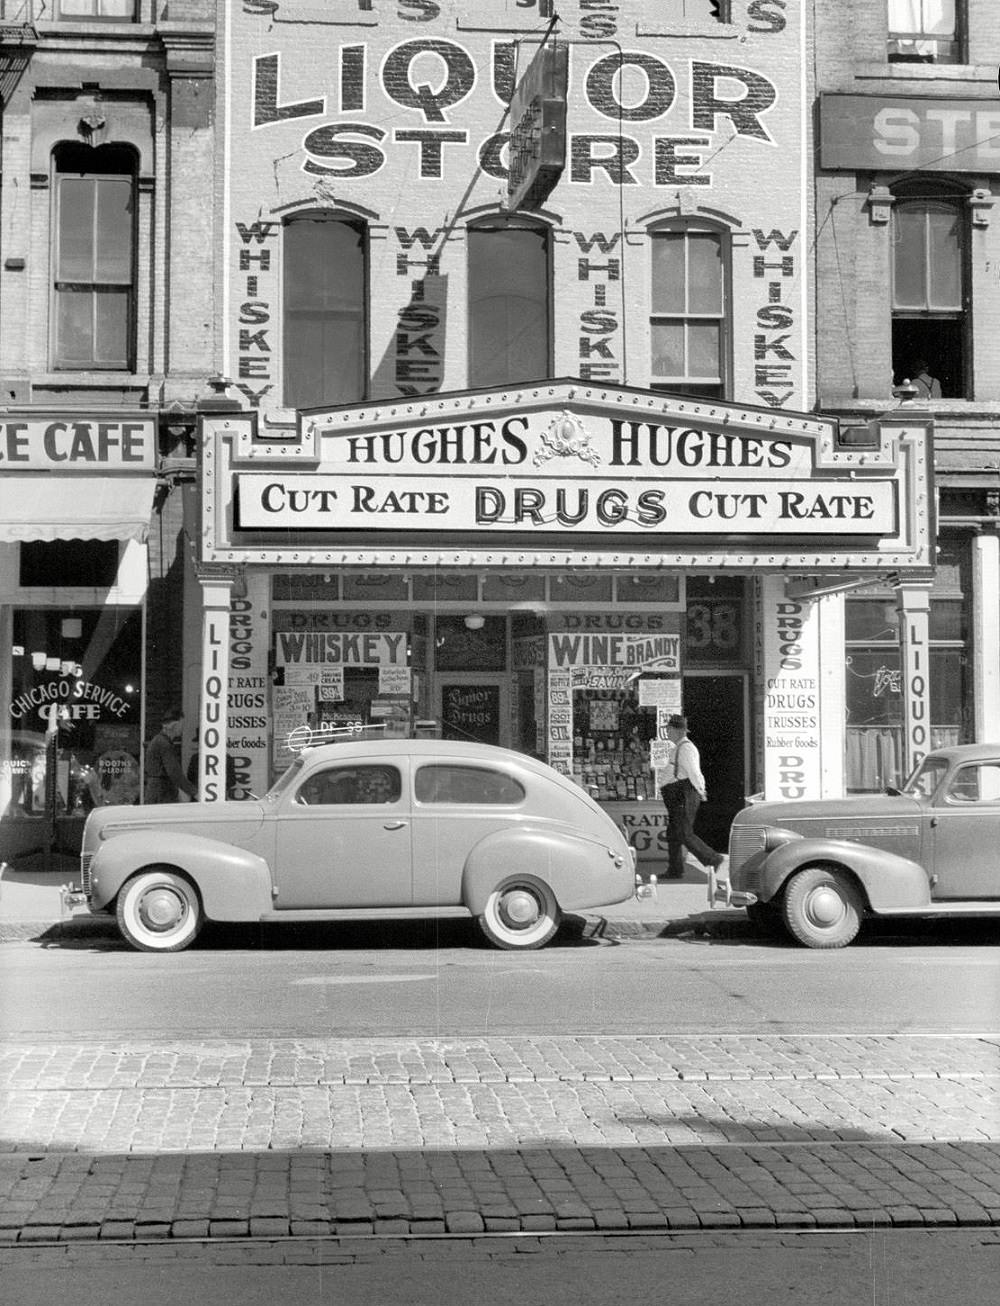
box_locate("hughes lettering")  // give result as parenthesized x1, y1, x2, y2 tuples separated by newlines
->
(345, 419, 529, 465)
(609, 421, 792, 469)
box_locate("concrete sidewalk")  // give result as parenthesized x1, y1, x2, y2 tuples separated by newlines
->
(2, 1034, 999, 1242)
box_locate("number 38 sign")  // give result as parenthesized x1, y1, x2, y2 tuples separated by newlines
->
(686, 598, 743, 665)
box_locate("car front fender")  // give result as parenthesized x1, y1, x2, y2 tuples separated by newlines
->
(461, 826, 633, 915)
(758, 837, 931, 911)
(89, 830, 273, 921)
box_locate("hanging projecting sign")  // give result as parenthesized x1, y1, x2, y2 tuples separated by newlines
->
(505, 41, 569, 211)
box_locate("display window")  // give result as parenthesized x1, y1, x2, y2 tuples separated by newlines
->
(3, 607, 142, 856)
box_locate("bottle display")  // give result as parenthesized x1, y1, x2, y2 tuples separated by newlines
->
(570, 688, 658, 801)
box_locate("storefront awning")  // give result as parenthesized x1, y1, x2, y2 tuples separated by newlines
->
(0, 476, 156, 543)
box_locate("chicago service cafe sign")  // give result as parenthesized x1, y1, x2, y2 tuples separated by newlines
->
(203, 383, 933, 574)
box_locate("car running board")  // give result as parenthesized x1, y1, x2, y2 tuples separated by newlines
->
(257, 905, 476, 922)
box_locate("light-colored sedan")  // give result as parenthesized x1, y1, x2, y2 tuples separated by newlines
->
(726, 743, 1000, 947)
(76, 740, 638, 953)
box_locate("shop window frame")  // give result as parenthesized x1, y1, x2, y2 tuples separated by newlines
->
(467, 215, 552, 389)
(282, 212, 369, 411)
(649, 221, 731, 401)
(54, 0, 138, 19)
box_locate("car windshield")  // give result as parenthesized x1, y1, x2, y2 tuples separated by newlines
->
(264, 757, 304, 801)
(900, 755, 949, 799)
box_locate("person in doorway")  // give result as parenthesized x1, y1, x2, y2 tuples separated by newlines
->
(144, 706, 197, 804)
(660, 714, 728, 882)
(186, 730, 237, 799)
(909, 359, 942, 400)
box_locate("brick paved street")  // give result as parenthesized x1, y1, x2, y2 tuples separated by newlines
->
(1, 1034, 998, 1242)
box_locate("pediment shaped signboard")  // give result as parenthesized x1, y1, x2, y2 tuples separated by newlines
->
(201, 380, 933, 574)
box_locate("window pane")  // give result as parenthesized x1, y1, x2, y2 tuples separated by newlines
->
(892, 207, 928, 308)
(58, 179, 96, 281)
(93, 288, 129, 366)
(468, 226, 549, 387)
(415, 764, 524, 805)
(651, 321, 684, 376)
(687, 233, 722, 313)
(687, 322, 721, 377)
(55, 290, 94, 364)
(284, 219, 366, 408)
(651, 233, 685, 313)
(927, 205, 962, 308)
(95, 179, 133, 283)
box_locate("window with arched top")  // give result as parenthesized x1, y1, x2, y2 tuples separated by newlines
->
(283, 215, 367, 410)
(891, 187, 967, 398)
(467, 218, 551, 388)
(51, 143, 136, 370)
(649, 224, 729, 400)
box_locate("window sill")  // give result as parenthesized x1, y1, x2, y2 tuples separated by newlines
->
(852, 62, 998, 85)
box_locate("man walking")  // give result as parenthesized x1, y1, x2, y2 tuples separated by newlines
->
(660, 713, 728, 882)
(144, 705, 197, 804)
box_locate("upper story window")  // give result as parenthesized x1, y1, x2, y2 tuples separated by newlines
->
(52, 143, 136, 371)
(283, 215, 367, 410)
(467, 218, 551, 389)
(891, 187, 966, 398)
(887, 0, 961, 64)
(650, 224, 729, 400)
(56, 0, 137, 18)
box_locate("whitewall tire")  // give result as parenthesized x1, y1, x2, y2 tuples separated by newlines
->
(116, 868, 203, 953)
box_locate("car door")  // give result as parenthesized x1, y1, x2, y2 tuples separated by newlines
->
(409, 761, 527, 905)
(272, 761, 412, 909)
(929, 759, 1000, 900)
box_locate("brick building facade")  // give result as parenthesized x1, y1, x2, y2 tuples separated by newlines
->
(0, 1, 215, 863)
(814, 0, 1000, 789)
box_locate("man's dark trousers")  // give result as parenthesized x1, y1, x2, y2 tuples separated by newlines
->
(662, 778, 721, 879)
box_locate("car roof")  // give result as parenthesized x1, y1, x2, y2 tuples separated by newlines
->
(922, 744, 1000, 764)
(299, 739, 552, 775)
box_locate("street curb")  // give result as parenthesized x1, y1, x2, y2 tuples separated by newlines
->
(0, 911, 753, 945)
(1, 1207, 997, 1245)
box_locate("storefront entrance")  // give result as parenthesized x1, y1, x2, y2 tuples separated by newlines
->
(684, 673, 749, 850)
(435, 674, 510, 749)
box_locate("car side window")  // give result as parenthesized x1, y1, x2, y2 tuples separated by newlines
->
(415, 764, 525, 805)
(944, 762, 1000, 806)
(296, 765, 401, 806)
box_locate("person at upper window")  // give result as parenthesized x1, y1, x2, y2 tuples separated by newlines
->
(909, 359, 942, 399)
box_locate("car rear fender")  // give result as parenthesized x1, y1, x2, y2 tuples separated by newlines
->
(461, 826, 633, 914)
(759, 838, 931, 911)
(89, 830, 273, 921)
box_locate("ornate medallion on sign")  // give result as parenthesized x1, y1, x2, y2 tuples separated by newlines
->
(533, 411, 601, 469)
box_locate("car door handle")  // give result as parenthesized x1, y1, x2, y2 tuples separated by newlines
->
(383, 820, 408, 830)
(930, 817, 938, 827)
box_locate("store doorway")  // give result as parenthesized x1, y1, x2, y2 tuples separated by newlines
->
(683, 673, 748, 850)
(434, 675, 510, 748)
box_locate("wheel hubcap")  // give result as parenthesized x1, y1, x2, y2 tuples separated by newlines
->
(138, 887, 186, 933)
(805, 886, 844, 928)
(497, 888, 540, 930)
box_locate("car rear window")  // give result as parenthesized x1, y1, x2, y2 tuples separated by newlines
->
(415, 764, 525, 806)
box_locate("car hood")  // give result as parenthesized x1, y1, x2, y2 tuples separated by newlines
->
(736, 792, 924, 830)
(85, 800, 267, 842)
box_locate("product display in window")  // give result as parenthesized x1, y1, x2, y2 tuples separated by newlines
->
(571, 689, 658, 801)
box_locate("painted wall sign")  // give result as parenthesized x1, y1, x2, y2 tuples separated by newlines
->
(759, 577, 822, 801)
(820, 94, 1000, 172)
(0, 418, 155, 471)
(223, 1, 804, 412)
(275, 631, 408, 666)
